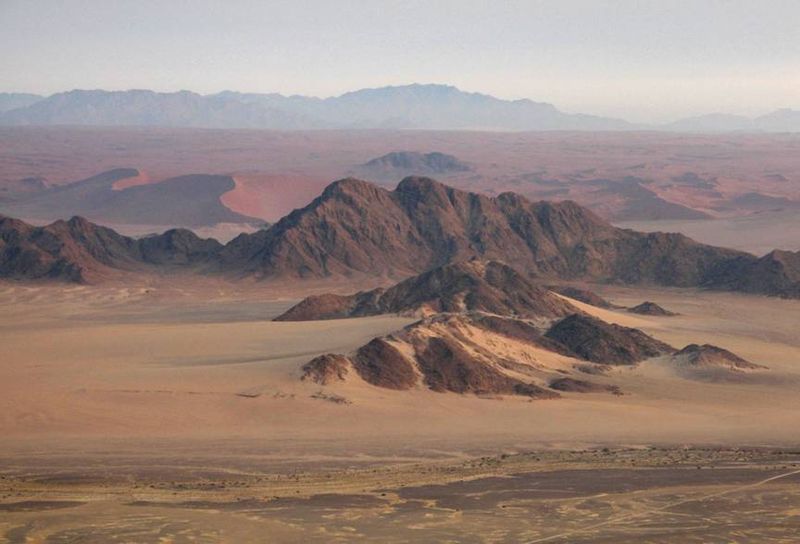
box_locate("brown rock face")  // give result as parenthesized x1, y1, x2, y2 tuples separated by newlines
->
(275, 260, 579, 321)
(704, 249, 800, 298)
(352, 338, 418, 390)
(4, 176, 799, 298)
(628, 301, 678, 316)
(275, 291, 385, 321)
(415, 335, 557, 398)
(221, 176, 798, 297)
(299, 312, 570, 399)
(544, 314, 674, 365)
(301, 354, 351, 385)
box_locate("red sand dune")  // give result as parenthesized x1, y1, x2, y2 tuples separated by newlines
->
(222, 174, 330, 222)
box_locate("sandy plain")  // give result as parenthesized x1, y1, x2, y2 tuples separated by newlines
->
(1, 278, 799, 541)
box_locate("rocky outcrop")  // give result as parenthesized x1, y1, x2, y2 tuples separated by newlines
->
(544, 314, 674, 365)
(414, 334, 557, 398)
(704, 250, 800, 298)
(298, 314, 564, 399)
(0, 215, 221, 282)
(671, 344, 765, 370)
(628, 301, 678, 316)
(352, 338, 418, 390)
(301, 354, 351, 385)
(275, 260, 579, 321)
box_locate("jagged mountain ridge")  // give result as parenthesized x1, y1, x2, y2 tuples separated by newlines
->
(1, 176, 799, 298)
(0, 215, 220, 282)
(219, 176, 759, 289)
(1, 85, 797, 131)
(275, 260, 578, 321)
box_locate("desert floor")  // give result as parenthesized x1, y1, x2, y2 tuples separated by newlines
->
(1, 279, 799, 541)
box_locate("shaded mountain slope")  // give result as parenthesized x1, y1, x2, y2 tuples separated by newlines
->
(275, 260, 578, 321)
(544, 314, 674, 365)
(704, 250, 800, 298)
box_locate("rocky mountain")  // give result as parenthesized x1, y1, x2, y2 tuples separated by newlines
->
(275, 260, 578, 321)
(221, 176, 791, 295)
(628, 301, 678, 316)
(299, 305, 675, 397)
(355, 151, 471, 181)
(544, 314, 674, 365)
(0, 85, 631, 131)
(667, 343, 767, 381)
(704, 250, 800, 298)
(0, 215, 220, 282)
(0, 168, 260, 228)
(0, 89, 316, 129)
(1, 86, 796, 132)
(2, 176, 799, 297)
(303, 313, 567, 398)
(288, 259, 681, 396)
(293, 273, 760, 400)
(671, 344, 764, 370)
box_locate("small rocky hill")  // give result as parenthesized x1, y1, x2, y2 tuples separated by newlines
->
(275, 260, 578, 321)
(628, 301, 678, 316)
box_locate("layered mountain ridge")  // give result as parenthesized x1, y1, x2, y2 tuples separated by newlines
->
(2, 85, 797, 131)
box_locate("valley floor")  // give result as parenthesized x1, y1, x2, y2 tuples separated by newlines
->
(1, 279, 799, 541)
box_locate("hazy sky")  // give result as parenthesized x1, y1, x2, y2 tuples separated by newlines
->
(1, 0, 798, 122)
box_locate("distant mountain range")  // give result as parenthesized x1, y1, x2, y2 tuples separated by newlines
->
(2, 176, 799, 297)
(1, 85, 797, 132)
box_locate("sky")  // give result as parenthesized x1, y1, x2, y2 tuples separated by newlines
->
(1, 0, 798, 123)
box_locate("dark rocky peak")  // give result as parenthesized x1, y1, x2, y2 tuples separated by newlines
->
(628, 301, 678, 316)
(545, 313, 674, 365)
